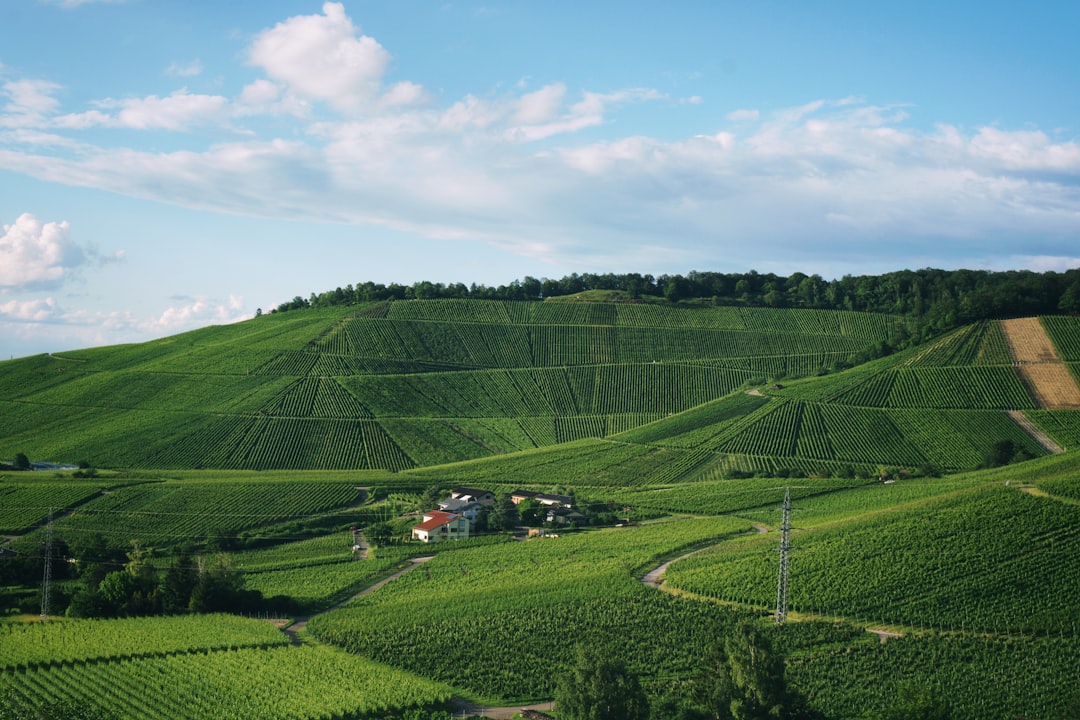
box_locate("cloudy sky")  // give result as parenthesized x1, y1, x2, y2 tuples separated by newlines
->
(2, 1, 1079, 358)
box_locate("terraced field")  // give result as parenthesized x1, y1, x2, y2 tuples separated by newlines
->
(0, 302, 909, 471)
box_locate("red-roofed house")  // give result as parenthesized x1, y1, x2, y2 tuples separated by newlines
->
(412, 510, 470, 543)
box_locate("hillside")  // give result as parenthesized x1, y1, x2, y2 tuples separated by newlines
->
(1, 300, 902, 471)
(4, 300, 1080, 476)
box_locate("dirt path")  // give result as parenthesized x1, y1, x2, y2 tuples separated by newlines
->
(449, 699, 555, 719)
(283, 556, 433, 644)
(1006, 410, 1064, 453)
(641, 525, 767, 589)
(1000, 317, 1080, 409)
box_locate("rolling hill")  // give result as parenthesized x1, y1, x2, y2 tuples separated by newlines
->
(3, 300, 1080, 477)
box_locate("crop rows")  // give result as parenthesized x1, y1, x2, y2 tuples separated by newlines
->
(1, 644, 450, 720)
(309, 517, 753, 701)
(140, 416, 411, 471)
(1040, 315, 1080, 360)
(614, 393, 770, 447)
(665, 484, 1080, 634)
(403, 437, 658, 487)
(261, 378, 373, 418)
(243, 554, 407, 612)
(383, 300, 901, 340)
(827, 367, 1033, 409)
(29, 481, 361, 549)
(902, 321, 1013, 367)
(0, 614, 286, 671)
(786, 633, 1078, 720)
(339, 364, 743, 419)
(313, 317, 882, 369)
(0, 482, 106, 534)
(607, 477, 873, 517)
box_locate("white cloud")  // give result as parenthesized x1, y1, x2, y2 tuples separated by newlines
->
(513, 83, 566, 124)
(150, 295, 249, 332)
(5, 97, 1080, 274)
(248, 1, 395, 114)
(1, 79, 61, 127)
(726, 108, 759, 122)
(0, 213, 85, 290)
(0, 297, 59, 322)
(166, 59, 204, 78)
(55, 89, 230, 131)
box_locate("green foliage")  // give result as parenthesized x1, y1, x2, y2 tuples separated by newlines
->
(694, 623, 798, 720)
(556, 645, 649, 720)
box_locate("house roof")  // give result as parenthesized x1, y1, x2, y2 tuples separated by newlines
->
(536, 493, 574, 506)
(452, 486, 493, 498)
(511, 489, 538, 498)
(439, 497, 481, 512)
(414, 511, 462, 532)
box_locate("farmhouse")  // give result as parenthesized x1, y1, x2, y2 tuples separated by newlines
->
(510, 489, 538, 504)
(412, 511, 470, 543)
(511, 490, 574, 507)
(536, 493, 574, 507)
(450, 487, 495, 506)
(438, 496, 483, 523)
(546, 506, 586, 526)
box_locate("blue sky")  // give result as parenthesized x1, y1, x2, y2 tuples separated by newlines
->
(2, 0, 1079, 358)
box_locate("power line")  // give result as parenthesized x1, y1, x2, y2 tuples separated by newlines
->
(41, 508, 53, 619)
(775, 487, 791, 625)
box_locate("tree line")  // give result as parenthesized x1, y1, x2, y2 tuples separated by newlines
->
(272, 267, 1080, 343)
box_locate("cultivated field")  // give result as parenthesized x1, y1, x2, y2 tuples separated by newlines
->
(4, 304, 1080, 719)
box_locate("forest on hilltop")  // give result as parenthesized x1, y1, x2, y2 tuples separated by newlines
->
(276, 267, 1080, 342)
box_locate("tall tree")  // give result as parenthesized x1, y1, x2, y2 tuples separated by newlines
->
(557, 645, 649, 720)
(697, 623, 798, 720)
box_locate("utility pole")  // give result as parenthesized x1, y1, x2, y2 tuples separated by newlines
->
(775, 488, 791, 625)
(41, 508, 53, 619)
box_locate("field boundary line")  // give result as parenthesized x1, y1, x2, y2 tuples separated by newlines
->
(1006, 410, 1064, 454)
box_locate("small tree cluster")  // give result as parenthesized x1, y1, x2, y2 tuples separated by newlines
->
(65, 541, 262, 618)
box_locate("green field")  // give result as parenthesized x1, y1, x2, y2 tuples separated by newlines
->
(3, 303, 1080, 718)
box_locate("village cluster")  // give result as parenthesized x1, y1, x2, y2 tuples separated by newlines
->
(411, 487, 586, 543)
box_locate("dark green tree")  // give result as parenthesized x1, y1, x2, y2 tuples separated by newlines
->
(14, 452, 30, 471)
(161, 551, 198, 614)
(696, 623, 798, 720)
(189, 555, 261, 613)
(984, 439, 1016, 468)
(556, 645, 649, 720)
(365, 521, 394, 547)
(488, 492, 519, 532)
(419, 485, 444, 512)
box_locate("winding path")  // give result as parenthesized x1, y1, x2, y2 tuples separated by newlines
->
(283, 556, 432, 644)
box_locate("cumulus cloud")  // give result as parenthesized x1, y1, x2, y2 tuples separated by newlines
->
(0, 213, 86, 290)
(0, 297, 59, 322)
(248, 2, 400, 114)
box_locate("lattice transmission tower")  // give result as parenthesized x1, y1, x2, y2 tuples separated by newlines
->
(41, 508, 54, 618)
(775, 488, 792, 625)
